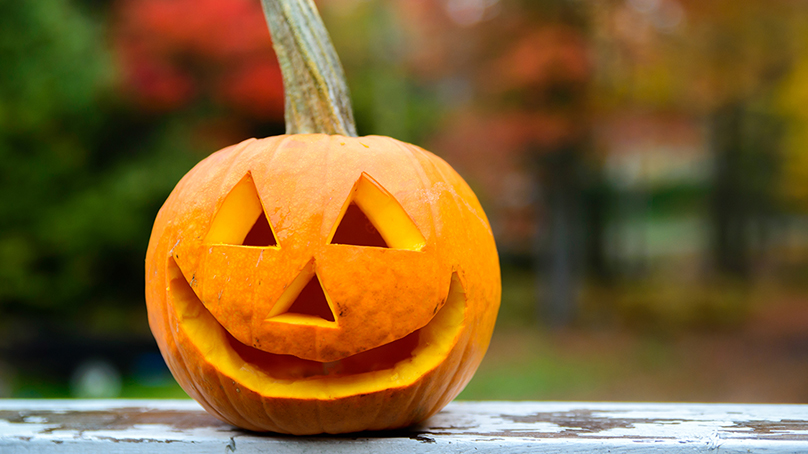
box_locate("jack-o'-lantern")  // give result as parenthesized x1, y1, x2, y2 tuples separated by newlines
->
(145, 0, 500, 435)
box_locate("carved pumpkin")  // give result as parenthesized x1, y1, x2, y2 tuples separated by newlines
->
(144, 0, 500, 434)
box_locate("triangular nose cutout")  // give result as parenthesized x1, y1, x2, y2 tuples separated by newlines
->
(267, 262, 336, 326)
(285, 276, 335, 322)
(331, 203, 388, 248)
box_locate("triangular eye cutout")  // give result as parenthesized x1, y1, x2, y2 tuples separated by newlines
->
(266, 261, 336, 326)
(329, 174, 426, 250)
(243, 212, 277, 247)
(205, 173, 279, 247)
(331, 203, 388, 248)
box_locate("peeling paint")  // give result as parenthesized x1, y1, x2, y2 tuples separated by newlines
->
(409, 433, 436, 444)
(0, 408, 230, 435)
(0, 400, 807, 452)
(498, 409, 685, 437)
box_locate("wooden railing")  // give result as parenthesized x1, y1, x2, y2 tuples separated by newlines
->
(1, 400, 807, 452)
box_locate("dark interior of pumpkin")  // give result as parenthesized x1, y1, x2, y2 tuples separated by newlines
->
(225, 328, 420, 380)
(242, 211, 277, 247)
(330, 203, 388, 248)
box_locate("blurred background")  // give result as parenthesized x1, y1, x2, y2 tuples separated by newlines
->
(1, 0, 807, 402)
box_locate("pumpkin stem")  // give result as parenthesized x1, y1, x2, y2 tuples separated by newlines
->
(261, 0, 358, 137)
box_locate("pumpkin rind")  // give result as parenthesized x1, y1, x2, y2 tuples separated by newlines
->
(145, 134, 500, 434)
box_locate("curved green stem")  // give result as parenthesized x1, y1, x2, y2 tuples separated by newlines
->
(260, 0, 357, 137)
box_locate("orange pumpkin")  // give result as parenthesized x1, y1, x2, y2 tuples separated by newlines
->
(144, 0, 500, 434)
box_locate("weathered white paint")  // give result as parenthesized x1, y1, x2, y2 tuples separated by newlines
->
(0, 400, 807, 453)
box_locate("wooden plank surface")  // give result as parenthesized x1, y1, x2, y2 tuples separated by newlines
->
(1, 399, 807, 453)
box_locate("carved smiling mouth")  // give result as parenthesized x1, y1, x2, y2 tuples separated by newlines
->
(167, 258, 467, 391)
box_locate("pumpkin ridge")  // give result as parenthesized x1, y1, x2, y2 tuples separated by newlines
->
(258, 393, 283, 433)
(163, 257, 231, 426)
(214, 139, 262, 226)
(424, 149, 493, 230)
(406, 271, 469, 421)
(447, 327, 479, 407)
(391, 138, 440, 241)
(433, 312, 474, 415)
(213, 363, 255, 430)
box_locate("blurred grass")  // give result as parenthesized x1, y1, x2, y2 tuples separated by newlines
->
(459, 264, 808, 403)
(457, 330, 622, 401)
(118, 379, 188, 399)
(11, 375, 188, 399)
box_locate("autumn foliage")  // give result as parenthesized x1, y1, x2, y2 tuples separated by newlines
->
(114, 0, 284, 119)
